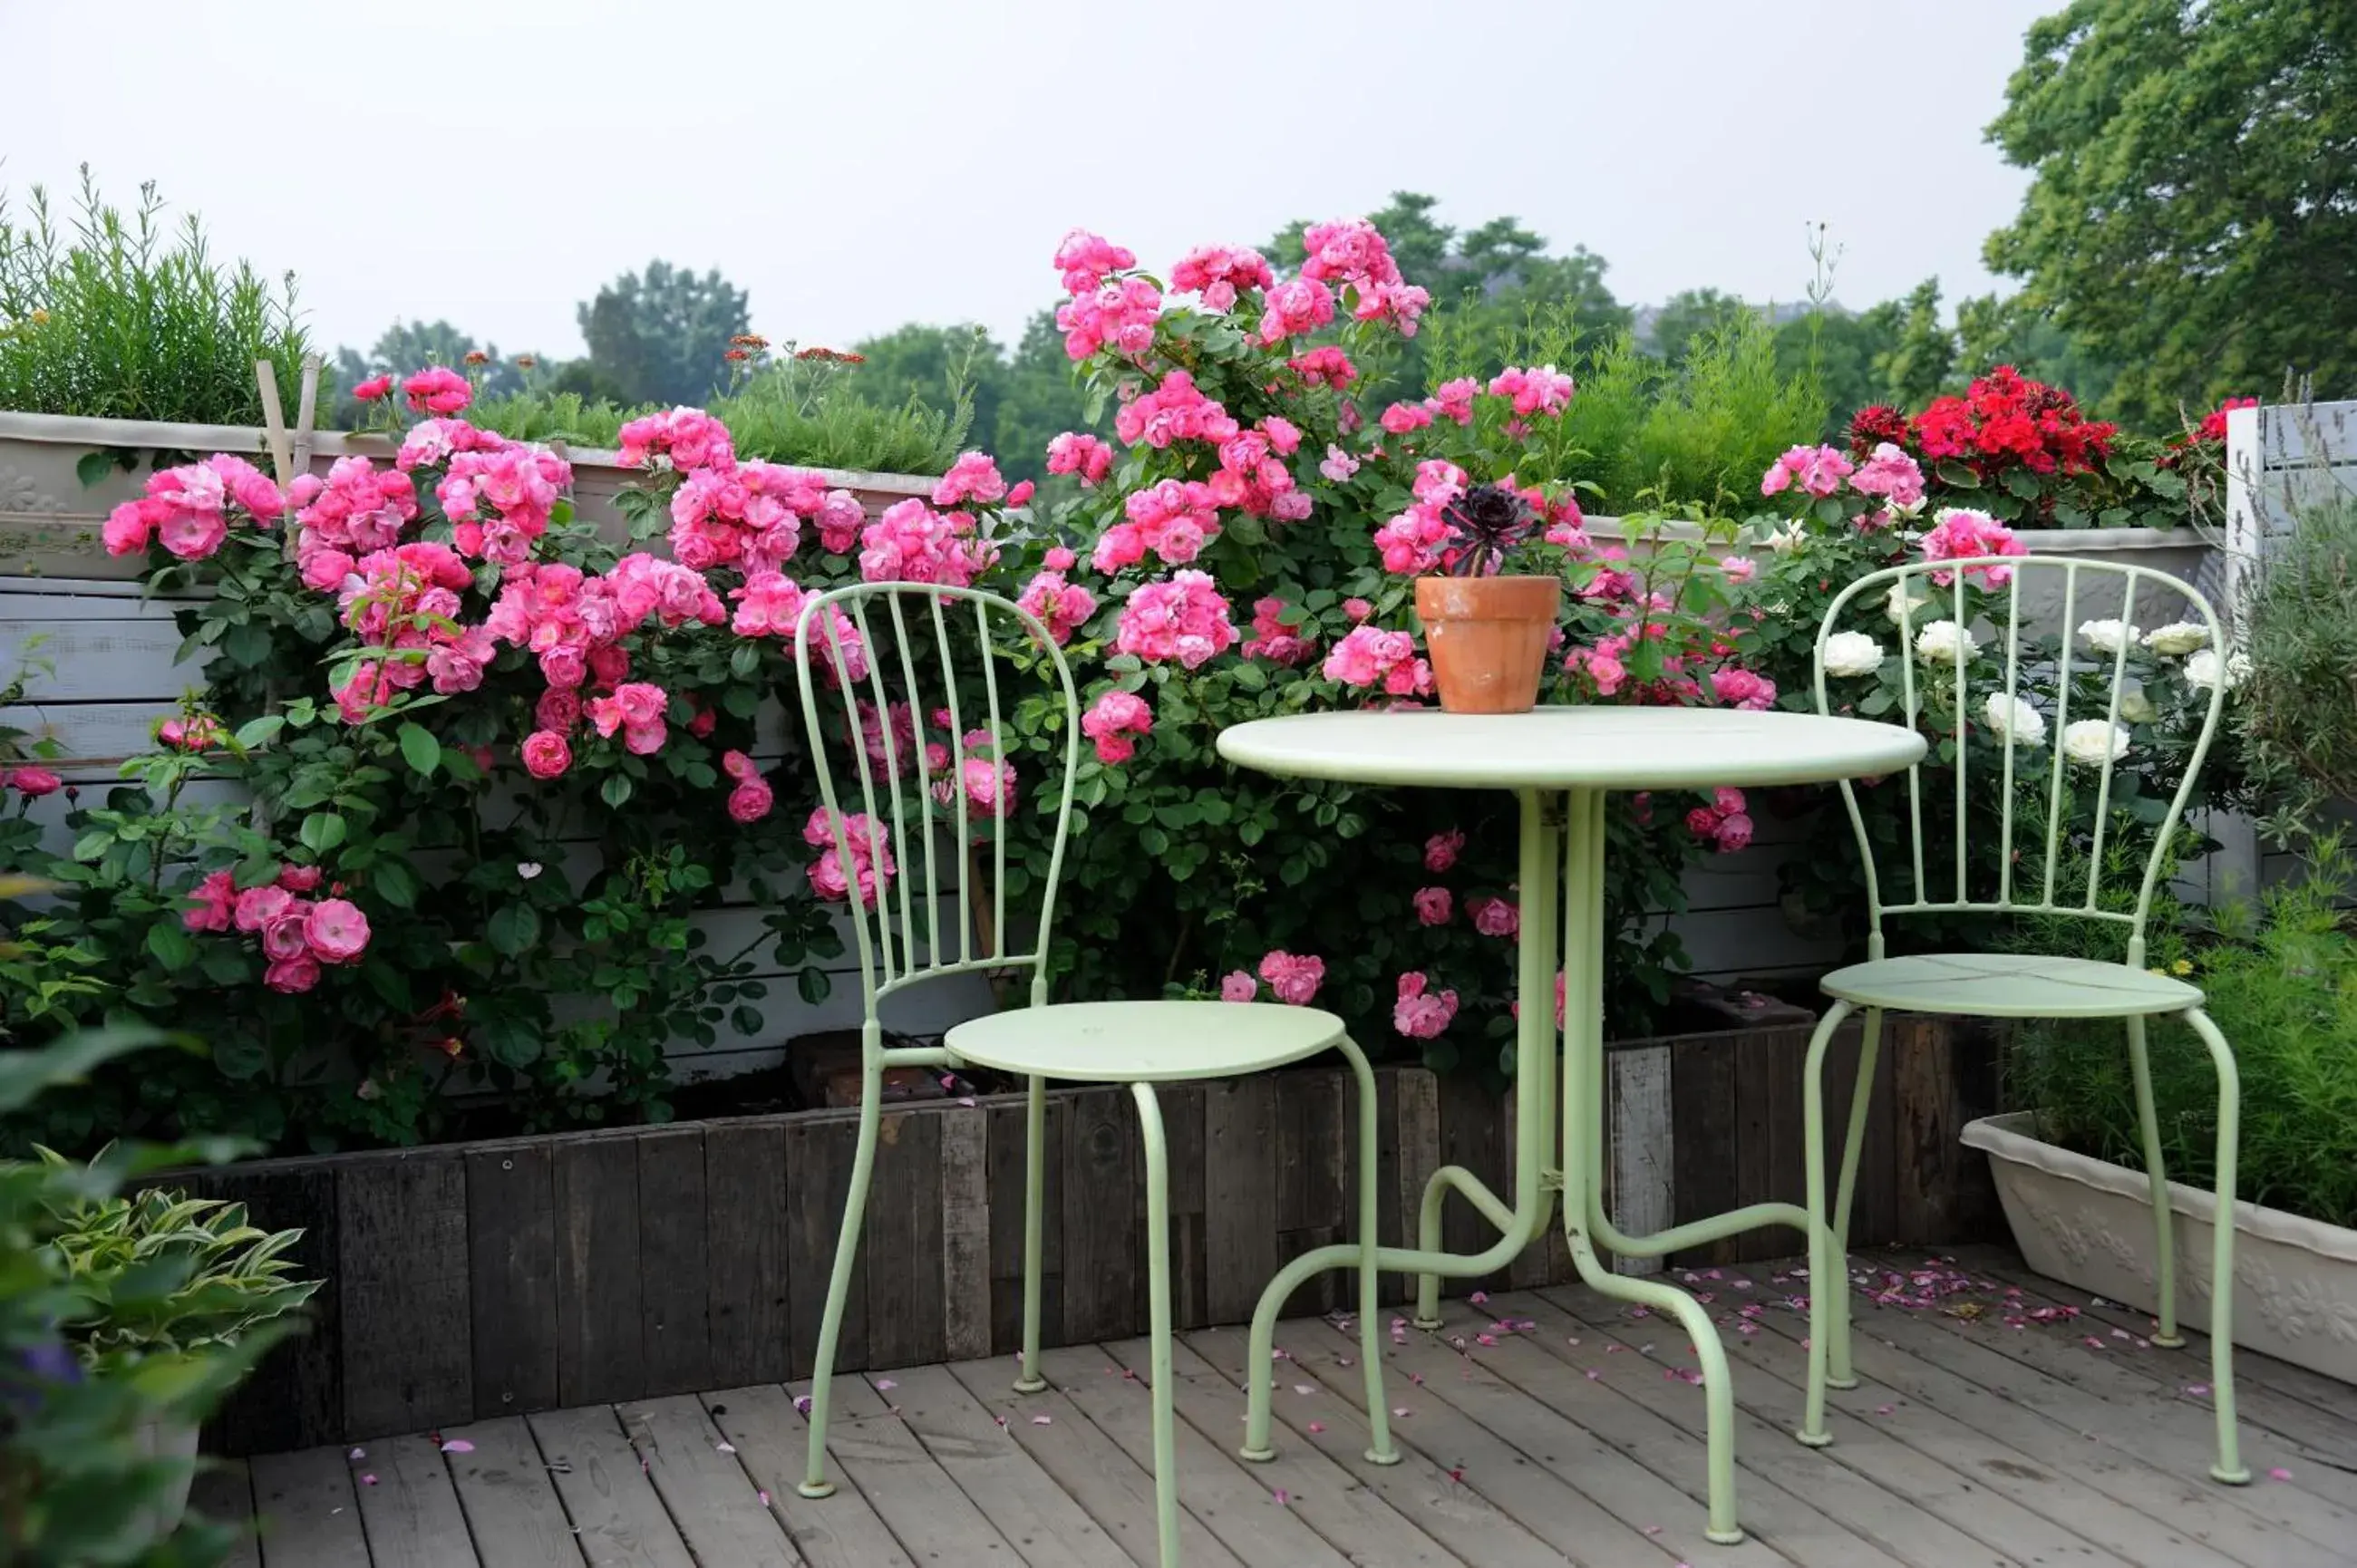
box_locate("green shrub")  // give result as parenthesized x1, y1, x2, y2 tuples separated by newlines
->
(464, 350, 973, 476)
(1, 1024, 282, 1566)
(2235, 493, 2357, 842)
(0, 168, 308, 426)
(2006, 844, 2357, 1229)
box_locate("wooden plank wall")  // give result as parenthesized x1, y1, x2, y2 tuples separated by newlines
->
(175, 1022, 1999, 1456)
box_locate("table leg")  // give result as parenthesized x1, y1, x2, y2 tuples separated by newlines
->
(1238, 789, 1561, 1463)
(1557, 788, 1746, 1545)
(1407, 787, 1561, 1326)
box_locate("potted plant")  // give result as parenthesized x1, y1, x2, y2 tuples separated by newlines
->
(38, 1163, 318, 1540)
(1413, 483, 1562, 713)
(1966, 853, 2357, 1380)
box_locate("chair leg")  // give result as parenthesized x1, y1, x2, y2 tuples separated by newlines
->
(1014, 1074, 1048, 1394)
(1825, 1006, 1883, 1389)
(801, 1060, 886, 1498)
(1133, 1083, 1181, 1568)
(1798, 1000, 1854, 1448)
(1336, 1036, 1398, 1465)
(2125, 1015, 2184, 1347)
(2182, 1008, 2250, 1486)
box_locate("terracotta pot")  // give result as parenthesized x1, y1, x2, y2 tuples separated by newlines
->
(1414, 575, 1561, 714)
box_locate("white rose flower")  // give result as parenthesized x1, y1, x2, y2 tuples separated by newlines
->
(2183, 648, 2253, 692)
(1913, 619, 1979, 664)
(2117, 678, 2156, 723)
(2078, 618, 2141, 655)
(2142, 621, 2210, 656)
(1822, 631, 1887, 679)
(1886, 580, 1927, 626)
(1980, 692, 2047, 748)
(2061, 719, 2131, 766)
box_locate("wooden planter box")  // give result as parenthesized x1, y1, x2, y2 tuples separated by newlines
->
(177, 1008, 2002, 1456)
(0, 411, 938, 579)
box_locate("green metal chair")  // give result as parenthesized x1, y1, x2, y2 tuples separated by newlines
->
(1800, 553, 2247, 1485)
(790, 583, 1395, 1566)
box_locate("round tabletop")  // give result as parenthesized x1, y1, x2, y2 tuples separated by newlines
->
(1217, 706, 1927, 791)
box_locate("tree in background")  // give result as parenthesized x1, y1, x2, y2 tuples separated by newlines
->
(576, 260, 750, 407)
(1875, 278, 1956, 412)
(1650, 288, 1752, 366)
(845, 322, 1007, 451)
(981, 311, 1093, 484)
(331, 318, 529, 424)
(1985, 0, 2356, 423)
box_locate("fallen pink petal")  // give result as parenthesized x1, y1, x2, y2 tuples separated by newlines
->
(2270, 1467, 2294, 1481)
(439, 1439, 475, 1454)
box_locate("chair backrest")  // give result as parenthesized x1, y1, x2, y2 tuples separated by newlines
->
(791, 583, 1082, 1031)
(1809, 553, 2227, 964)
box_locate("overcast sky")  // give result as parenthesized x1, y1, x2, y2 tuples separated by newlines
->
(3, 0, 2057, 362)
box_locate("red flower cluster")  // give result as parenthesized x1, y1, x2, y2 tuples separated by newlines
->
(1906, 365, 2116, 480)
(2157, 395, 2258, 470)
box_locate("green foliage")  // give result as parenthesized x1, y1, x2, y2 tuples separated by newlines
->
(1648, 289, 1751, 367)
(465, 349, 974, 477)
(575, 259, 751, 407)
(39, 1171, 316, 1361)
(1984, 0, 2357, 424)
(2007, 844, 2357, 1229)
(1483, 314, 1823, 517)
(848, 323, 1006, 457)
(1, 1028, 282, 1566)
(2234, 490, 2357, 842)
(0, 167, 309, 426)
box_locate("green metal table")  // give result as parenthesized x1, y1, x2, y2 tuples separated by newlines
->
(1216, 705, 1926, 1544)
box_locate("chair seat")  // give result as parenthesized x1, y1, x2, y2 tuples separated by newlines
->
(1821, 952, 2202, 1020)
(946, 1000, 1345, 1083)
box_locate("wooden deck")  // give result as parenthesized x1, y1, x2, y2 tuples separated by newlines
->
(201, 1248, 2357, 1568)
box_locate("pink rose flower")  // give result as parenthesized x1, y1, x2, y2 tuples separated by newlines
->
(305, 897, 371, 963)
(5, 766, 61, 797)
(260, 908, 312, 963)
(182, 869, 236, 933)
(521, 730, 572, 779)
(1219, 971, 1257, 1002)
(1469, 896, 1520, 938)
(1918, 508, 2028, 586)
(265, 953, 322, 993)
(1413, 886, 1453, 925)
(352, 373, 395, 402)
(276, 865, 323, 892)
(1081, 689, 1153, 765)
(727, 779, 775, 823)
(1256, 951, 1325, 1006)
(233, 884, 295, 934)
(402, 365, 473, 415)
(1393, 972, 1460, 1039)
(1424, 830, 1464, 873)
(1709, 668, 1777, 711)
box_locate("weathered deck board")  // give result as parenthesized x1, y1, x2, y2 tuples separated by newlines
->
(701, 1384, 915, 1568)
(526, 1405, 696, 1568)
(878, 1363, 1133, 1567)
(950, 1354, 1248, 1568)
(189, 1457, 261, 1568)
(616, 1394, 803, 1565)
(353, 1434, 479, 1568)
(440, 1418, 586, 1568)
(1731, 1282, 2339, 1568)
(1033, 1343, 1350, 1566)
(1179, 1329, 1577, 1568)
(1101, 1334, 1460, 1567)
(792, 1370, 1023, 1561)
(227, 1251, 2352, 1568)
(1934, 1246, 2357, 1465)
(1519, 1291, 2027, 1568)
(247, 1445, 372, 1568)
(1442, 1292, 1904, 1565)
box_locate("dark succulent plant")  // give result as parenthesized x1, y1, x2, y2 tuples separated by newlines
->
(1442, 484, 1537, 576)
